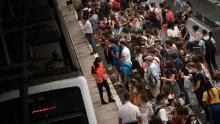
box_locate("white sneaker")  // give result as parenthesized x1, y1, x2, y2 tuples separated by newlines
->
(113, 82, 121, 86)
(96, 43, 101, 46)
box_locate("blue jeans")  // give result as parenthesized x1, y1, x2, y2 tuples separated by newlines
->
(209, 103, 220, 124)
(85, 33, 96, 52)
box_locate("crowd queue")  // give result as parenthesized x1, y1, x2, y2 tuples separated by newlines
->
(76, 0, 220, 123)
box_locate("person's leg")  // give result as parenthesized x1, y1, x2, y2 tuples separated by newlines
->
(205, 54, 213, 75)
(210, 54, 218, 70)
(85, 33, 97, 53)
(103, 80, 115, 102)
(97, 83, 107, 104)
(210, 103, 220, 124)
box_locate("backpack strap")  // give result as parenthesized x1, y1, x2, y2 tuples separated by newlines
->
(154, 107, 161, 116)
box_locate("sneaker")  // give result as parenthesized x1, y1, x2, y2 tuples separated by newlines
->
(200, 110, 205, 114)
(90, 52, 97, 55)
(113, 82, 121, 86)
(109, 99, 115, 103)
(96, 43, 101, 47)
(101, 101, 108, 105)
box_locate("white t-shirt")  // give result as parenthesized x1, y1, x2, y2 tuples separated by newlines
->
(121, 46, 131, 62)
(158, 108, 168, 123)
(118, 102, 142, 124)
(167, 26, 180, 38)
(82, 20, 93, 34)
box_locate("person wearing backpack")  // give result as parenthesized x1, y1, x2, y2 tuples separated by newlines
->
(199, 29, 218, 76)
(153, 94, 168, 124)
(149, 2, 161, 29)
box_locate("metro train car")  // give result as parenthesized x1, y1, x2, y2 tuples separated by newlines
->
(0, 76, 97, 124)
(0, 0, 97, 123)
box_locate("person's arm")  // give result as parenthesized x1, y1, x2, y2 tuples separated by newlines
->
(202, 91, 208, 107)
(195, 32, 200, 41)
(137, 116, 142, 124)
(161, 74, 176, 83)
(118, 118, 122, 124)
(211, 37, 217, 48)
(193, 80, 201, 92)
(136, 107, 142, 124)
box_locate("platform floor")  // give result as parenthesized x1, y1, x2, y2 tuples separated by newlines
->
(56, 1, 119, 124)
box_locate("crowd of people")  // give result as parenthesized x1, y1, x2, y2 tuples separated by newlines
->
(77, 0, 220, 123)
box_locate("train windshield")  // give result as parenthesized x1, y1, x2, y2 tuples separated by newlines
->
(0, 87, 89, 124)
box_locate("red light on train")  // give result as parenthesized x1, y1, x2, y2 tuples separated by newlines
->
(32, 106, 56, 114)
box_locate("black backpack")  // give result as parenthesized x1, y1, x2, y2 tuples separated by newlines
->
(150, 107, 162, 122)
(149, 8, 158, 22)
(202, 36, 216, 55)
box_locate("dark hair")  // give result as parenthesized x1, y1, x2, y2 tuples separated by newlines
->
(168, 21, 174, 30)
(93, 57, 101, 69)
(156, 93, 165, 103)
(170, 53, 178, 60)
(150, 2, 156, 7)
(185, 114, 199, 124)
(120, 41, 127, 46)
(145, 5, 150, 10)
(191, 55, 199, 63)
(166, 40, 173, 46)
(202, 29, 208, 35)
(192, 25, 199, 31)
(149, 117, 162, 124)
(159, 2, 164, 8)
(124, 92, 130, 101)
(176, 106, 189, 116)
(209, 31, 214, 37)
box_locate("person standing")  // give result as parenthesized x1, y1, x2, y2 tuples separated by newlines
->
(199, 29, 218, 76)
(82, 14, 97, 55)
(118, 92, 142, 124)
(202, 83, 220, 124)
(91, 57, 115, 104)
(145, 55, 161, 98)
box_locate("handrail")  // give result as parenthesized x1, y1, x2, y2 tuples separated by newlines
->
(55, 5, 83, 75)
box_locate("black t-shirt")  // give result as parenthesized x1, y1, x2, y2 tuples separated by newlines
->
(194, 72, 206, 96)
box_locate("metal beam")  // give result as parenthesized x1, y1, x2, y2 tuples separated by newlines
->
(0, 62, 27, 71)
(7, 0, 15, 17)
(4, 19, 55, 34)
(0, 20, 10, 65)
(20, 0, 29, 123)
(0, 72, 32, 83)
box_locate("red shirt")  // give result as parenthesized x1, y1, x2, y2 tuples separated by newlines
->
(166, 10, 174, 22)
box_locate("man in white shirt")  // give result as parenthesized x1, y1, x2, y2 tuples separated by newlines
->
(82, 14, 97, 55)
(118, 93, 142, 124)
(120, 41, 131, 63)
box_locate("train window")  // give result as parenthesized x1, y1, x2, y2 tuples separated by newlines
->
(0, 87, 89, 124)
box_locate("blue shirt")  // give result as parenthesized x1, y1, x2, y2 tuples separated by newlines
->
(113, 45, 121, 67)
(121, 60, 132, 80)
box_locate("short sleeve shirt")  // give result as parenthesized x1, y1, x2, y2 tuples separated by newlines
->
(113, 45, 121, 67)
(118, 102, 141, 123)
(158, 108, 168, 122)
